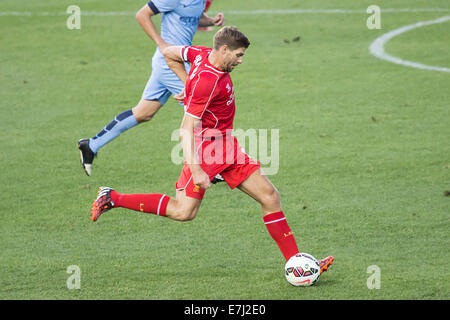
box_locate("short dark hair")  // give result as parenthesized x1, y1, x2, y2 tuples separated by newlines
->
(213, 26, 250, 50)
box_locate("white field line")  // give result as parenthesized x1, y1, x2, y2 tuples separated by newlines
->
(3, 8, 448, 73)
(369, 15, 450, 73)
(0, 8, 449, 16)
(224, 8, 450, 14)
(0, 11, 135, 16)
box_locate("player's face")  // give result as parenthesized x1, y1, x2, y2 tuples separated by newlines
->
(223, 47, 246, 72)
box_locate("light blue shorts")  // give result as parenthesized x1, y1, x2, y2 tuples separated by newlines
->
(141, 63, 190, 106)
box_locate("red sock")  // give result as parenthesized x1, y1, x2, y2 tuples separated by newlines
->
(263, 211, 299, 261)
(111, 191, 170, 216)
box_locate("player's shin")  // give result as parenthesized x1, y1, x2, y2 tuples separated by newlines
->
(89, 109, 138, 154)
(263, 211, 299, 261)
(110, 191, 170, 216)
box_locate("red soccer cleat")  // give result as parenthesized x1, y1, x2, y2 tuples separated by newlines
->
(318, 256, 334, 274)
(91, 186, 115, 222)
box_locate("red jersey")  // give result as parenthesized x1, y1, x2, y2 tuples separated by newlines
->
(175, 46, 261, 198)
(181, 46, 235, 137)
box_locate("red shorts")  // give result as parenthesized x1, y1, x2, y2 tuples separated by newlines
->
(175, 135, 260, 199)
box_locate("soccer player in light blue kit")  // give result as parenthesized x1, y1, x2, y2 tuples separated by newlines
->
(78, 0, 225, 176)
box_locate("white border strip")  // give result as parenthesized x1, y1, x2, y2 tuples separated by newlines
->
(369, 15, 450, 73)
(0, 8, 449, 16)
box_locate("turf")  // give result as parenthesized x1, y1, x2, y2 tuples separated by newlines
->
(0, 0, 449, 300)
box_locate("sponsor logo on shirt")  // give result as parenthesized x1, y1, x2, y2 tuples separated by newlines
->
(179, 16, 200, 26)
(189, 54, 203, 79)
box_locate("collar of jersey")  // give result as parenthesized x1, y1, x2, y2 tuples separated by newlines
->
(204, 54, 226, 74)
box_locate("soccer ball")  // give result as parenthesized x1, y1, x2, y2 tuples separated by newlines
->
(285, 253, 320, 286)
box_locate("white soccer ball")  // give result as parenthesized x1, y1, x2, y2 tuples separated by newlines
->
(285, 253, 321, 287)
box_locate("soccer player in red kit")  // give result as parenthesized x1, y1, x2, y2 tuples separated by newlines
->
(90, 27, 334, 274)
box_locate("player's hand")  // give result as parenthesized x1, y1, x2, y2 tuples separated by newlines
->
(192, 167, 211, 190)
(173, 88, 185, 104)
(212, 13, 225, 26)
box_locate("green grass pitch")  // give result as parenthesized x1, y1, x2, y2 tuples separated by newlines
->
(0, 0, 449, 299)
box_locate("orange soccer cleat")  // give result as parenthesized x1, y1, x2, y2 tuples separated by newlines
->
(91, 186, 115, 222)
(318, 256, 334, 274)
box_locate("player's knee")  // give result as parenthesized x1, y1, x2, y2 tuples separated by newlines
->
(137, 115, 152, 122)
(133, 111, 154, 123)
(132, 103, 159, 123)
(260, 186, 281, 208)
(173, 206, 197, 222)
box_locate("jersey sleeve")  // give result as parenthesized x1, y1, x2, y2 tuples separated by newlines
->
(147, 0, 179, 14)
(181, 46, 211, 64)
(185, 71, 220, 119)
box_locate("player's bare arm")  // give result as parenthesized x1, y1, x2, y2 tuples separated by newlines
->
(198, 12, 225, 27)
(136, 4, 171, 52)
(180, 114, 210, 190)
(163, 45, 188, 103)
(163, 46, 188, 84)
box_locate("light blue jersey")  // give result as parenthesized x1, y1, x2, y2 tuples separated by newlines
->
(87, 0, 207, 157)
(141, 0, 206, 105)
(149, 0, 206, 69)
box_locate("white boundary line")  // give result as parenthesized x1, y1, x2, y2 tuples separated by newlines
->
(0, 8, 449, 16)
(369, 15, 450, 73)
(225, 8, 450, 14)
(3, 8, 449, 73)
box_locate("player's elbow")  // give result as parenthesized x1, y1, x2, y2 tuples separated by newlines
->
(161, 46, 170, 56)
(163, 50, 173, 65)
(135, 9, 143, 21)
(163, 47, 177, 66)
(135, 6, 150, 22)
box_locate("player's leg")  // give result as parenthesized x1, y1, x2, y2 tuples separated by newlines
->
(78, 106, 139, 176)
(91, 164, 205, 222)
(87, 98, 163, 152)
(236, 169, 281, 215)
(131, 98, 163, 123)
(88, 73, 170, 154)
(237, 169, 334, 271)
(165, 188, 202, 221)
(236, 169, 299, 261)
(78, 72, 170, 176)
(91, 186, 202, 222)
